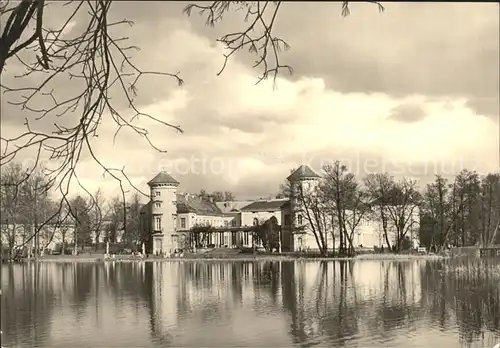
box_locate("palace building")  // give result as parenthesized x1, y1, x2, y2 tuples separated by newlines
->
(139, 165, 420, 255)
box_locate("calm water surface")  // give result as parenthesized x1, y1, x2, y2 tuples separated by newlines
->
(1, 259, 499, 347)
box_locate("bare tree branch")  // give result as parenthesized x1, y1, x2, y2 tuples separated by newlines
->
(184, 1, 384, 87)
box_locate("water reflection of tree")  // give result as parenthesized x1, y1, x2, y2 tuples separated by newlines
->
(1, 264, 55, 347)
(281, 261, 308, 344)
(278, 261, 428, 346)
(377, 262, 420, 334)
(420, 259, 500, 347)
(252, 261, 281, 308)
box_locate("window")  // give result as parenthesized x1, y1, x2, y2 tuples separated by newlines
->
(231, 220, 237, 227)
(155, 217, 162, 231)
(225, 220, 229, 227)
(244, 232, 249, 245)
(253, 218, 259, 226)
(155, 191, 161, 197)
(155, 202, 161, 208)
(297, 214, 303, 225)
(284, 214, 291, 226)
(180, 218, 186, 229)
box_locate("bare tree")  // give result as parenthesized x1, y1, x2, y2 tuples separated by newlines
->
(38, 200, 71, 251)
(123, 192, 141, 248)
(341, 188, 370, 255)
(0, 163, 25, 257)
(384, 177, 421, 251)
(0, 163, 54, 256)
(295, 176, 330, 256)
(322, 162, 367, 256)
(88, 188, 106, 250)
(364, 173, 394, 250)
(365, 174, 421, 252)
(105, 195, 123, 243)
(20, 169, 54, 256)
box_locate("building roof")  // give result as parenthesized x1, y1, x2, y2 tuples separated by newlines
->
(176, 194, 222, 216)
(240, 198, 289, 212)
(287, 165, 321, 182)
(215, 201, 254, 213)
(147, 171, 179, 186)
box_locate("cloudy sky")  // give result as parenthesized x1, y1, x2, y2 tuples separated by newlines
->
(1, 1, 499, 201)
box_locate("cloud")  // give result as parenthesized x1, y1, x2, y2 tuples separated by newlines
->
(1, 2, 498, 201)
(387, 103, 426, 123)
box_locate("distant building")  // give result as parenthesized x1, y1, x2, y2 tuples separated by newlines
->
(140, 165, 420, 255)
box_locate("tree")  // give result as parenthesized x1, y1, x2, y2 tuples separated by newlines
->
(294, 172, 330, 256)
(0, 1, 383, 244)
(70, 195, 92, 250)
(420, 172, 500, 251)
(420, 175, 452, 251)
(0, 163, 25, 256)
(364, 173, 394, 250)
(365, 173, 421, 252)
(199, 190, 235, 202)
(223, 191, 235, 201)
(480, 174, 500, 245)
(253, 216, 280, 252)
(88, 188, 106, 250)
(451, 170, 482, 247)
(41, 201, 71, 251)
(105, 195, 124, 243)
(276, 178, 292, 199)
(322, 162, 368, 256)
(57, 204, 72, 255)
(420, 175, 461, 251)
(384, 178, 421, 251)
(212, 191, 225, 202)
(122, 193, 141, 247)
(0, 164, 54, 256)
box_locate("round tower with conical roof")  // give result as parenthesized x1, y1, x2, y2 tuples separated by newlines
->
(147, 171, 180, 256)
(286, 165, 321, 251)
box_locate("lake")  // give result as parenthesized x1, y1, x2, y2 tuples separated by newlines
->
(1, 259, 499, 347)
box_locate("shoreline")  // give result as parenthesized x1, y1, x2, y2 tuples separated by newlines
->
(4, 253, 448, 263)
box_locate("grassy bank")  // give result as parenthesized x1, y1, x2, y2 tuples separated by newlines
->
(442, 258, 500, 279)
(6, 251, 447, 263)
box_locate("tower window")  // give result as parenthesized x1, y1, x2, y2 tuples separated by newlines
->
(155, 202, 161, 208)
(155, 191, 161, 197)
(284, 214, 291, 226)
(155, 217, 162, 231)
